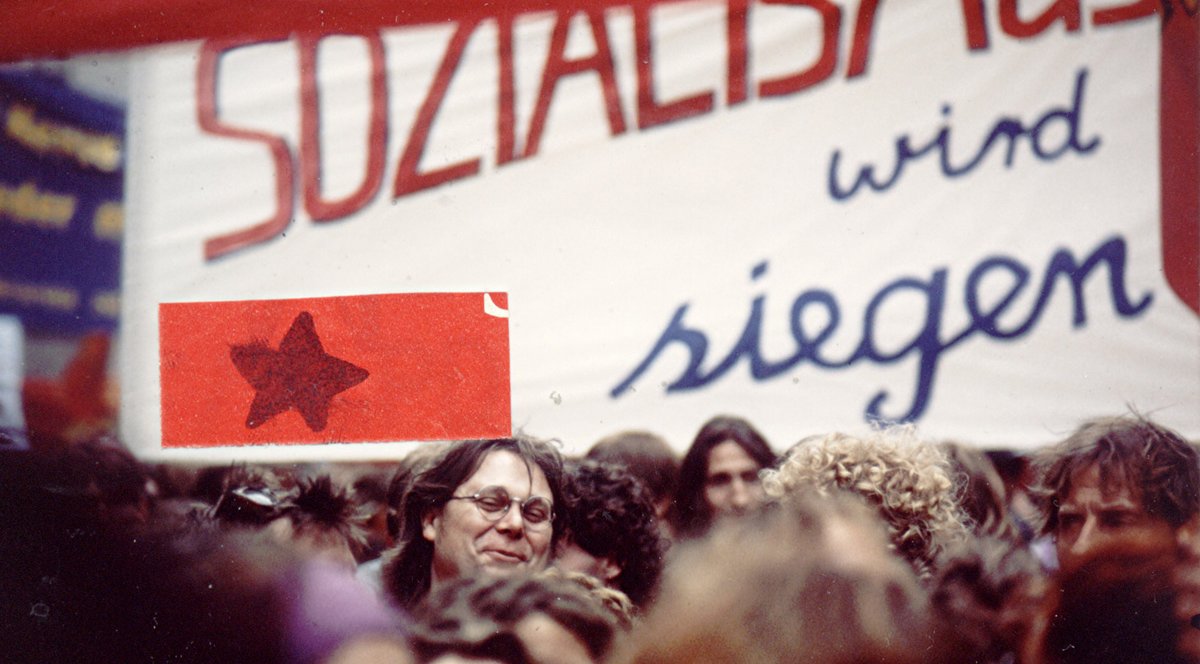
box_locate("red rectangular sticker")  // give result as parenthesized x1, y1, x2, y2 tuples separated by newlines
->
(159, 293, 510, 447)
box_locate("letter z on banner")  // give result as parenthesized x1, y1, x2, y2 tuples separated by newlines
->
(158, 293, 511, 447)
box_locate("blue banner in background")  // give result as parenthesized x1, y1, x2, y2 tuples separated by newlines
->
(0, 69, 124, 334)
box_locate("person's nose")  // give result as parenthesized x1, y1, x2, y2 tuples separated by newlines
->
(729, 478, 751, 510)
(1070, 514, 1099, 558)
(494, 502, 526, 535)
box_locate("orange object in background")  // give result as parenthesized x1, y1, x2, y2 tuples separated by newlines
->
(158, 293, 511, 448)
(22, 333, 117, 450)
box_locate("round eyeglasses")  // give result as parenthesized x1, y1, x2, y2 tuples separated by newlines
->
(448, 485, 554, 529)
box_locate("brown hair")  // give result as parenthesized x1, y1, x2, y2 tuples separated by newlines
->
(587, 430, 679, 505)
(625, 495, 945, 664)
(382, 437, 565, 609)
(412, 573, 618, 662)
(1032, 414, 1200, 536)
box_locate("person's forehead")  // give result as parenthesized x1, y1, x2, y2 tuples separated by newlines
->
(707, 441, 759, 473)
(1062, 463, 1142, 510)
(458, 449, 551, 496)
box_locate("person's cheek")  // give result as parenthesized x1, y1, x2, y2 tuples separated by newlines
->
(1177, 529, 1200, 659)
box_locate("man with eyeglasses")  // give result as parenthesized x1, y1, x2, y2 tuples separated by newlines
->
(383, 437, 565, 609)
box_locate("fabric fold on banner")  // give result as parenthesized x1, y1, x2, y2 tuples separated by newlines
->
(159, 293, 510, 447)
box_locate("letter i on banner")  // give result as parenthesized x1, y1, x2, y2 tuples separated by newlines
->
(158, 293, 511, 447)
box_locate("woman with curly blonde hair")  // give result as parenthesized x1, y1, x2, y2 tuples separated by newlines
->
(762, 426, 970, 580)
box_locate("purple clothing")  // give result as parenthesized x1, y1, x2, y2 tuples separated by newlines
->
(283, 559, 409, 664)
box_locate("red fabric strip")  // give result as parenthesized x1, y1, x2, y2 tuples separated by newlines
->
(159, 293, 511, 447)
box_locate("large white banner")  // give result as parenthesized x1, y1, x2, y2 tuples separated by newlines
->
(120, 0, 1200, 460)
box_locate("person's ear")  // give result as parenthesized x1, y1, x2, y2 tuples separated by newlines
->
(1177, 513, 1200, 552)
(597, 556, 621, 583)
(422, 507, 442, 543)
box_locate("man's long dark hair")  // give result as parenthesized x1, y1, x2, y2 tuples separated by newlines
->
(382, 437, 565, 609)
(669, 415, 775, 538)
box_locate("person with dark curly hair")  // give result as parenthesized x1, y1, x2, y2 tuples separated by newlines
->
(554, 459, 667, 607)
(382, 437, 566, 609)
(670, 415, 776, 539)
(1031, 414, 1200, 574)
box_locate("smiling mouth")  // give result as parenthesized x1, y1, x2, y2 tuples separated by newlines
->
(482, 550, 526, 564)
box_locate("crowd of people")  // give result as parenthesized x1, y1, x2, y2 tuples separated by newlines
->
(2, 412, 1198, 663)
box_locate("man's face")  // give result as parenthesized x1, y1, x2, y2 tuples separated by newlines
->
(423, 450, 554, 585)
(555, 538, 620, 584)
(1055, 463, 1177, 573)
(703, 441, 766, 518)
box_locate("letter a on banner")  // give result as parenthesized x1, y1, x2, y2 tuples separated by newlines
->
(158, 293, 511, 447)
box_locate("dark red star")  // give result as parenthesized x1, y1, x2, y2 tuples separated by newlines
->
(229, 311, 369, 432)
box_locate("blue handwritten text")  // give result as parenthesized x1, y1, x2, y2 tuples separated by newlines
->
(610, 235, 1152, 423)
(828, 68, 1100, 201)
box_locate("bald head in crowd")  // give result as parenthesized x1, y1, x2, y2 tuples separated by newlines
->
(1033, 415, 1200, 573)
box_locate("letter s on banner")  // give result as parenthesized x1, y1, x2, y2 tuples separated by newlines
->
(197, 39, 295, 261)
